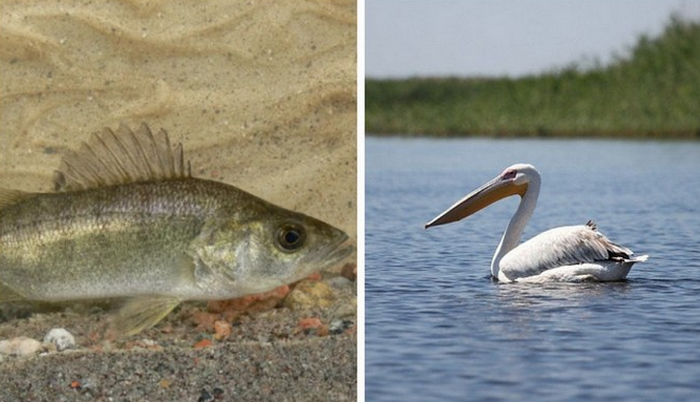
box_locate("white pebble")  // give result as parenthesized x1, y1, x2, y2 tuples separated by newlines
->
(0, 337, 42, 356)
(43, 328, 76, 351)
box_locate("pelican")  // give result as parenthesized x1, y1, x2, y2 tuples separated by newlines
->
(425, 163, 648, 282)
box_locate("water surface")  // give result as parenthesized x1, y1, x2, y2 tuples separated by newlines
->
(365, 137, 700, 401)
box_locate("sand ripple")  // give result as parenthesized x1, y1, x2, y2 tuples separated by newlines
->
(0, 0, 356, 237)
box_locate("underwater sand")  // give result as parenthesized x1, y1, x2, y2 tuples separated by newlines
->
(0, 0, 356, 400)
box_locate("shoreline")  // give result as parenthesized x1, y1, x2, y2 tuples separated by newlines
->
(367, 131, 700, 140)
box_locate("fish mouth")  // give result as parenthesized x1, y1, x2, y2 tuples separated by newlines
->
(301, 231, 353, 274)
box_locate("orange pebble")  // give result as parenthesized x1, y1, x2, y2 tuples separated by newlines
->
(190, 310, 219, 332)
(298, 317, 323, 330)
(317, 324, 330, 337)
(213, 320, 232, 340)
(208, 285, 290, 314)
(193, 339, 213, 349)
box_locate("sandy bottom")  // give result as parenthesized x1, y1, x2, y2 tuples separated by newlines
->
(5, 336, 356, 401)
(0, 0, 356, 400)
(0, 293, 357, 401)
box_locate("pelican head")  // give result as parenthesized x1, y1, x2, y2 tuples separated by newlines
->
(425, 163, 540, 229)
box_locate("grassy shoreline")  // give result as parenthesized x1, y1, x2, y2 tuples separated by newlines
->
(366, 17, 700, 139)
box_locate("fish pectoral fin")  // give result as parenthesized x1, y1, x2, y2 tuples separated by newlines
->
(111, 295, 181, 336)
(0, 281, 26, 302)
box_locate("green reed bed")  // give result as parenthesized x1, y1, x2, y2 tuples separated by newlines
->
(366, 17, 700, 139)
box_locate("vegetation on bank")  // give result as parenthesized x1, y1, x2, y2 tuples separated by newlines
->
(366, 16, 700, 138)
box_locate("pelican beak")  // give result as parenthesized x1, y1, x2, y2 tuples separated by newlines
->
(425, 173, 527, 229)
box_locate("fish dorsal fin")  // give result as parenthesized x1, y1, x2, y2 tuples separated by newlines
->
(53, 122, 191, 192)
(0, 187, 35, 210)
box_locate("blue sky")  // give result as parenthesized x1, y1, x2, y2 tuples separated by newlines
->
(366, 0, 700, 78)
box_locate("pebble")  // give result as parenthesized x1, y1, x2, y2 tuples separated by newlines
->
(297, 318, 330, 337)
(197, 387, 224, 402)
(329, 319, 355, 335)
(212, 387, 224, 400)
(197, 388, 213, 402)
(340, 263, 357, 281)
(283, 280, 336, 310)
(331, 296, 357, 318)
(213, 320, 232, 340)
(298, 317, 323, 330)
(70, 377, 98, 395)
(0, 336, 42, 356)
(193, 339, 213, 349)
(191, 310, 220, 332)
(43, 328, 76, 351)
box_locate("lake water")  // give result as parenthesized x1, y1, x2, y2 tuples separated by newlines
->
(365, 137, 700, 401)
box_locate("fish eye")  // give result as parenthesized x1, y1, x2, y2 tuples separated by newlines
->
(276, 223, 307, 252)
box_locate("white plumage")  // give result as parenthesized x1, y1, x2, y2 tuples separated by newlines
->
(425, 164, 648, 282)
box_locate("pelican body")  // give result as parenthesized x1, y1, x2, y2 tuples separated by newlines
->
(425, 164, 647, 282)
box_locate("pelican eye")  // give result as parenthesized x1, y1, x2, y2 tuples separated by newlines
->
(276, 223, 307, 252)
(502, 169, 517, 180)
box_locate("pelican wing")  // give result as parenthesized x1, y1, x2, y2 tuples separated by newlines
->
(499, 221, 635, 280)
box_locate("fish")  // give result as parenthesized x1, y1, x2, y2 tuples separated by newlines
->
(0, 123, 351, 336)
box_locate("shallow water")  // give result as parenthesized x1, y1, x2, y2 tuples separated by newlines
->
(365, 137, 700, 401)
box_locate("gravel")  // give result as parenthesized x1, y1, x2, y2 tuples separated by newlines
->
(0, 278, 357, 401)
(0, 334, 356, 401)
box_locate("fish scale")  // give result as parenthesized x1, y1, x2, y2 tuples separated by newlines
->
(1, 180, 212, 300)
